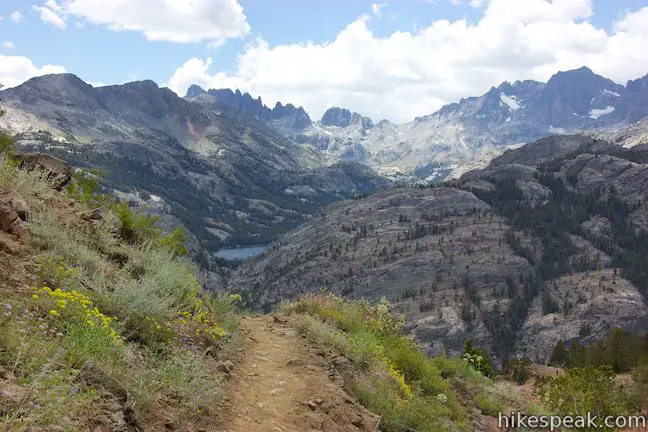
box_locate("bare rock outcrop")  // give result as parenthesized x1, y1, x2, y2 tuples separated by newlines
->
(0, 188, 29, 254)
(517, 269, 648, 363)
(13, 152, 72, 190)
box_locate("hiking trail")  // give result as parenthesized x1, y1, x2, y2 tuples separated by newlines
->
(215, 315, 379, 432)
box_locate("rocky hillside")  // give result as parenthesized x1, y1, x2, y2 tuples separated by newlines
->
(596, 117, 648, 148)
(0, 150, 245, 431)
(230, 134, 648, 366)
(192, 67, 648, 179)
(0, 74, 389, 271)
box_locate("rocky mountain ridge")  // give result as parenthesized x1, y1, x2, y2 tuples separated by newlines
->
(186, 85, 312, 130)
(192, 67, 648, 178)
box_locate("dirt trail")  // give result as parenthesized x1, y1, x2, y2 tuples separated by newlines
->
(215, 315, 379, 432)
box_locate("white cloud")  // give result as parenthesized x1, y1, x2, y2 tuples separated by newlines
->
(372, 3, 387, 18)
(10, 11, 23, 23)
(32, 1, 67, 29)
(0, 55, 66, 89)
(59, 0, 249, 45)
(167, 0, 648, 123)
(1, 42, 16, 50)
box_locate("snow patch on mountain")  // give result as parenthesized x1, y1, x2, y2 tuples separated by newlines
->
(499, 93, 520, 110)
(603, 89, 621, 97)
(589, 106, 615, 119)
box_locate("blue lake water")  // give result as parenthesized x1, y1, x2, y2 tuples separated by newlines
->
(214, 245, 266, 261)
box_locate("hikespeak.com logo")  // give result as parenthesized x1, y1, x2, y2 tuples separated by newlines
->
(498, 411, 647, 430)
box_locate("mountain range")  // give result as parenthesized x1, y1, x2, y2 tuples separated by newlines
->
(187, 66, 648, 178)
(2, 66, 648, 281)
(0, 74, 388, 281)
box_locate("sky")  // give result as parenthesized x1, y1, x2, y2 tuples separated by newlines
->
(1, 0, 648, 123)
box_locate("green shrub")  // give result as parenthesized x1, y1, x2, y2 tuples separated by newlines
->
(353, 379, 455, 432)
(535, 366, 638, 432)
(462, 339, 494, 377)
(154, 226, 189, 256)
(207, 293, 243, 333)
(474, 392, 503, 416)
(0, 130, 13, 157)
(67, 167, 113, 206)
(112, 201, 161, 243)
(287, 294, 473, 431)
(0, 157, 236, 430)
(504, 358, 533, 384)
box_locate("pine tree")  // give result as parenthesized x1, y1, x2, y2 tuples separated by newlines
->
(549, 341, 567, 367)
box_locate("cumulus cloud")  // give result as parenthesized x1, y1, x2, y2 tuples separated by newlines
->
(58, 0, 249, 45)
(0, 55, 66, 89)
(32, 1, 67, 29)
(167, 0, 648, 123)
(1, 42, 16, 50)
(10, 11, 23, 23)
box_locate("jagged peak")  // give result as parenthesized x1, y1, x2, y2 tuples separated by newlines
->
(627, 73, 648, 92)
(198, 88, 310, 122)
(496, 81, 514, 93)
(547, 66, 604, 84)
(320, 107, 373, 129)
(186, 84, 206, 98)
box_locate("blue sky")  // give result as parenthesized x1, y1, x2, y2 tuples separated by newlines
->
(0, 0, 487, 84)
(1, 0, 648, 122)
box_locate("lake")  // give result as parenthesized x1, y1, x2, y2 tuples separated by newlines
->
(214, 245, 266, 261)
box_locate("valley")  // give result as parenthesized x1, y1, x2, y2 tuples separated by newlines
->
(5, 1, 648, 428)
(230, 134, 648, 367)
(3, 65, 648, 380)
